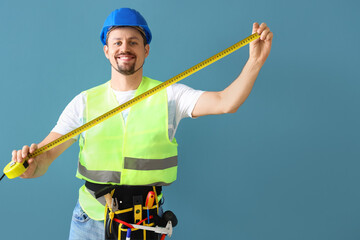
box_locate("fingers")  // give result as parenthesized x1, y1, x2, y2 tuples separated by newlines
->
(28, 144, 38, 164)
(12, 143, 38, 163)
(252, 22, 260, 34)
(253, 22, 273, 41)
(22, 145, 29, 158)
(17, 148, 25, 163)
(260, 27, 270, 40)
(257, 23, 267, 35)
(11, 150, 17, 162)
(30, 143, 38, 154)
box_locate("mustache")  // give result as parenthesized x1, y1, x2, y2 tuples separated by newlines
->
(116, 51, 136, 57)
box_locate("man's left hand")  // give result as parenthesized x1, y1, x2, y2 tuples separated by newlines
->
(249, 22, 273, 66)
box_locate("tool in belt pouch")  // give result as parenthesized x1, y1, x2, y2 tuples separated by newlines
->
(89, 183, 177, 240)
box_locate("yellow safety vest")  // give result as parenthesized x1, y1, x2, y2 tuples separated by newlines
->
(77, 77, 178, 220)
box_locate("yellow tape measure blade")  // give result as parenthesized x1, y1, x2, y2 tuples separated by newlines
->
(2, 33, 260, 180)
(3, 161, 27, 179)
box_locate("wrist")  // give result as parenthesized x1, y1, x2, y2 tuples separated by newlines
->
(246, 58, 263, 72)
(33, 154, 50, 177)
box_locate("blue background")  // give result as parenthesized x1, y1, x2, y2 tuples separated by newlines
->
(0, 0, 359, 239)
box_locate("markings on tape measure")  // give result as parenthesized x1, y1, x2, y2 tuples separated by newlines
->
(4, 33, 260, 178)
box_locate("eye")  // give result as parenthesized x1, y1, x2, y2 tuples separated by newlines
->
(114, 41, 121, 46)
(130, 41, 138, 46)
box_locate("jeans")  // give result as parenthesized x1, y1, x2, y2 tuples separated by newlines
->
(69, 200, 164, 240)
(69, 201, 104, 240)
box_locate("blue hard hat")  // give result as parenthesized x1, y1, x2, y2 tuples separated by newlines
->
(100, 8, 152, 45)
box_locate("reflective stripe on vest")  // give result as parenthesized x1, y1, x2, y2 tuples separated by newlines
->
(77, 156, 178, 183)
(76, 77, 178, 186)
(124, 156, 178, 170)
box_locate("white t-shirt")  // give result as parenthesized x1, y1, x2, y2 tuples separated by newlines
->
(52, 83, 204, 141)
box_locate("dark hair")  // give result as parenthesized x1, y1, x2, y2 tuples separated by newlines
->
(105, 26, 147, 46)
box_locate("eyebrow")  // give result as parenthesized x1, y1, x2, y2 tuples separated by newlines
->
(111, 36, 141, 41)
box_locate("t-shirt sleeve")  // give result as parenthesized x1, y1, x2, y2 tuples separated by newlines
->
(170, 83, 204, 120)
(51, 92, 85, 139)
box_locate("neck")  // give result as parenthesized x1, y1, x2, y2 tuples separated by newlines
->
(110, 67, 143, 91)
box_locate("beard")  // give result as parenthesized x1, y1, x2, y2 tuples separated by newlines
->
(112, 53, 145, 76)
(116, 62, 136, 75)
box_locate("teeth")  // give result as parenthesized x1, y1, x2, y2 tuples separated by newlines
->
(118, 56, 133, 60)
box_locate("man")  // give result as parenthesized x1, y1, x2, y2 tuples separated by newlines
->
(12, 8, 273, 240)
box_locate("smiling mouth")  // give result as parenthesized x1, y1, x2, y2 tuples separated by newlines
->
(117, 54, 136, 62)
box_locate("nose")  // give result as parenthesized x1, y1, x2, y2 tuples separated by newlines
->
(120, 41, 131, 53)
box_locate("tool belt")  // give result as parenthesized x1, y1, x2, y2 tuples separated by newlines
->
(86, 182, 163, 240)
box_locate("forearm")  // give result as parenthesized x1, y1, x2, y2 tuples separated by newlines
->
(30, 139, 56, 178)
(29, 150, 52, 178)
(191, 22, 272, 118)
(31, 133, 75, 178)
(16, 132, 75, 178)
(219, 59, 263, 113)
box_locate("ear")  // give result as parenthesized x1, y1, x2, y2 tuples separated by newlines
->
(145, 44, 150, 58)
(104, 45, 109, 59)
